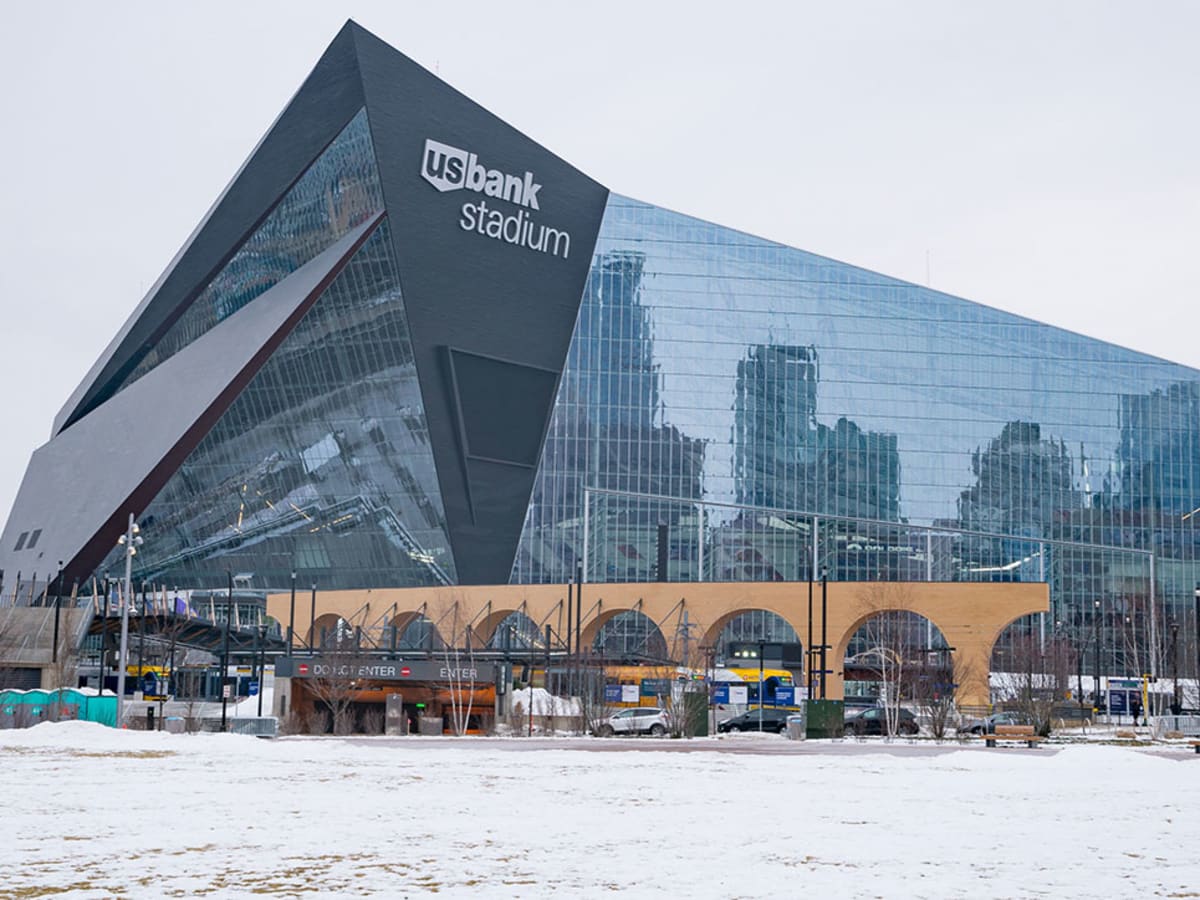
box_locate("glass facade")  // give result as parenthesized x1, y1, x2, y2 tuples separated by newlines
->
(102, 218, 456, 590)
(515, 195, 1200, 670)
(112, 109, 384, 398)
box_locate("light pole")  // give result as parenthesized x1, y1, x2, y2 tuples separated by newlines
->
(287, 571, 296, 658)
(114, 514, 142, 728)
(1171, 620, 1180, 715)
(758, 640, 765, 733)
(220, 572, 233, 732)
(257, 623, 267, 717)
(51, 562, 63, 664)
(1092, 599, 1101, 707)
(820, 565, 828, 700)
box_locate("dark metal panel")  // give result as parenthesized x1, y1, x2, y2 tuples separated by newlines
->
(54, 24, 368, 435)
(350, 24, 610, 584)
(1, 216, 383, 590)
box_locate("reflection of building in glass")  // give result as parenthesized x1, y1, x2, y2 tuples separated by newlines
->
(1120, 381, 1200, 517)
(957, 421, 1080, 539)
(520, 249, 705, 583)
(4, 24, 1200, 669)
(734, 344, 820, 512)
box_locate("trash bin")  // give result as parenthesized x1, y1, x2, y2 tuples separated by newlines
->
(786, 711, 807, 741)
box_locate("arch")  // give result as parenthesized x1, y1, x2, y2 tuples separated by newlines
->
(589, 609, 668, 662)
(710, 609, 802, 661)
(700, 607, 805, 652)
(482, 610, 540, 650)
(308, 612, 344, 649)
(386, 610, 443, 651)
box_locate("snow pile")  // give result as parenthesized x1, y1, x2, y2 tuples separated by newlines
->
(0, 723, 1198, 898)
(509, 686, 580, 716)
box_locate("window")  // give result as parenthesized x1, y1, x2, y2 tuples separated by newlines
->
(13, 532, 28, 551)
(25, 529, 41, 550)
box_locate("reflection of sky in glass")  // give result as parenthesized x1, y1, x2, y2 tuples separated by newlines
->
(516, 194, 1200, 601)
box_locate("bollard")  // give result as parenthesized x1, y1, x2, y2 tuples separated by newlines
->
(146, 705, 155, 731)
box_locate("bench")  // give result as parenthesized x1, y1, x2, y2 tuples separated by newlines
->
(977, 724, 1043, 748)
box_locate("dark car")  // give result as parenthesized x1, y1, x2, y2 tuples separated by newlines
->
(718, 708, 792, 734)
(844, 706, 919, 736)
(956, 711, 1031, 735)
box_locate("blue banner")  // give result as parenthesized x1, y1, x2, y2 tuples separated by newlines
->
(604, 684, 623, 703)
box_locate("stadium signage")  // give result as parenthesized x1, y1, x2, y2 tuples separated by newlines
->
(277, 657, 496, 683)
(421, 138, 572, 260)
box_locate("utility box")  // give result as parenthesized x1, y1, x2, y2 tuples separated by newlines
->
(805, 700, 844, 739)
(684, 691, 709, 737)
(385, 694, 406, 736)
(786, 709, 808, 740)
(418, 716, 443, 736)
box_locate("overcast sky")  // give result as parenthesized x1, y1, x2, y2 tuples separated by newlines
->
(0, 1, 1197, 525)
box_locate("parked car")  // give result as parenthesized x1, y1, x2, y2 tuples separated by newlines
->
(591, 707, 670, 737)
(717, 708, 792, 734)
(844, 706, 919, 736)
(956, 711, 1031, 735)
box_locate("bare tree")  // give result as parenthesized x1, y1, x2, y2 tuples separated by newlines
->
(306, 627, 361, 735)
(909, 650, 977, 740)
(430, 594, 477, 736)
(575, 655, 615, 735)
(853, 585, 922, 737)
(992, 631, 1069, 736)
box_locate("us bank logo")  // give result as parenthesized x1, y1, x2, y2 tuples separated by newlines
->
(421, 138, 571, 259)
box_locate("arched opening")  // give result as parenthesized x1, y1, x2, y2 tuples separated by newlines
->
(989, 614, 1080, 726)
(841, 610, 950, 709)
(386, 612, 444, 651)
(310, 613, 350, 649)
(487, 612, 541, 651)
(713, 610, 801, 663)
(592, 610, 668, 662)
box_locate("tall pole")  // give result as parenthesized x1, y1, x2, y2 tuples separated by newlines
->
(575, 563, 583, 661)
(1171, 621, 1180, 713)
(137, 582, 146, 689)
(257, 625, 265, 717)
(1194, 585, 1200, 711)
(98, 580, 109, 696)
(820, 565, 828, 700)
(309, 582, 317, 653)
(287, 571, 296, 658)
(1092, 599, 1100, 705)
(758, 641, 764, 732)
(807, 564, 814, 701)
(221, 572, 232, 732)
(566, 578, 574, 658)
(51, 563, 63, 664)
(116, 514, 136, 727)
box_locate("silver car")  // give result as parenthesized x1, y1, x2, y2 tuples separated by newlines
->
(591, 707, 670, 737)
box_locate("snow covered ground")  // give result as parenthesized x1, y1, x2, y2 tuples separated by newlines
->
(1, 723, 1197, 898)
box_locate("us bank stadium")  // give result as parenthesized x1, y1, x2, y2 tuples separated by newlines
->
(1, 22, 1197, 730)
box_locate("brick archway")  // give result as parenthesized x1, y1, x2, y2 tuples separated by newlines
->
(270, 580, 1047, 707)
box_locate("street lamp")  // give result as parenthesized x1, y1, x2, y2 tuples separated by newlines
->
(757, 640, 765, 733)
(1170, 620, 1181, 715)
(820, 565, 829, 700)
(114, 514, 142, 728)
(1092, 599, 1101, 707)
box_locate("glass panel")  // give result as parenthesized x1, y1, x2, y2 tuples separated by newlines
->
(114, 108, 384, 395)
(105, 219, 456, 590)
